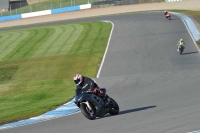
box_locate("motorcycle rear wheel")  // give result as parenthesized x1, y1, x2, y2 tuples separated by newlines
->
(80, 103, 97, 120)
(179, 47, 183, 55)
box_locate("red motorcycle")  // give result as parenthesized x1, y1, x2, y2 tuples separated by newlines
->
(165, 13, 171, 20)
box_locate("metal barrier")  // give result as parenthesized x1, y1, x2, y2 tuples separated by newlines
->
(0, 0, 95, 17)
(0, 4, 91, 22)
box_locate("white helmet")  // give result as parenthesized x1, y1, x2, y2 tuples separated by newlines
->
(74, 74, 83, 85)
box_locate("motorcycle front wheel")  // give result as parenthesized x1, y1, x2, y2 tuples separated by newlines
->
(109, 98, 119, 115)
(80, 102, 97, 120)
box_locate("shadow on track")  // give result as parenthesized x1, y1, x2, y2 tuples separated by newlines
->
(118, 105, 157, 115)
(102, 105, 157, 119)
(170, 18, 180, 20)
(182, 51, 199, 55)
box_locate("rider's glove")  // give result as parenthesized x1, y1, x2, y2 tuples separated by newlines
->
(92, 88, 100, 94)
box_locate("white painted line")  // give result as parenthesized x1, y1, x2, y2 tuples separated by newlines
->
(96, 21, 114, 78)
(30, 115, 58, 120)
(171, 12, 200, 52)
(55, 106, 79, 110)
(21, 10, 51, 18)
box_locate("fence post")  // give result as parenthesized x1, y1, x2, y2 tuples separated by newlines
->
(10, 4, 11, 15)
(20, 3, 22, 14)
(30, 5, 32, 12)
(51, 0, 52, 9)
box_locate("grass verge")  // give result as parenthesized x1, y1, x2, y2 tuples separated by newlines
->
(197, 40, 200, 47)
(0, 21, 112, 125)
(139, 0, 163, 3)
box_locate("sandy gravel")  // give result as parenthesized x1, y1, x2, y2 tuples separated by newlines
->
(0, 0, 199, 28)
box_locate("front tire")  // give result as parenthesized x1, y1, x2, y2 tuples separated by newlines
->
(109, 98, 119, 115)
(80, 103, 96, 120)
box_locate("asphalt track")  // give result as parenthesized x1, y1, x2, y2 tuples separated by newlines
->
(2, 12, 200, 133)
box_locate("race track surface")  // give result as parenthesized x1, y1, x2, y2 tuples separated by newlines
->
(2, 12, 200, 133)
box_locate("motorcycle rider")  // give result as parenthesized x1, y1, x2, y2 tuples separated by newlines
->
(164, 10, 171, 19)
(164, 10, 168, 16)
(177, 39, 184, 50)
(73, 74, 111, 106)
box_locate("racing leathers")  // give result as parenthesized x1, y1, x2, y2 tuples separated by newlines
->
(76, 76, 98, 94)
(177, 40, 184, 50)
(75, 76, 110, 106)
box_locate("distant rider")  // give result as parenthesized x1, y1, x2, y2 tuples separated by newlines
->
(164, 10, 169, 16)
(177, 39, 185, 51)
(164, 10, 171, 19)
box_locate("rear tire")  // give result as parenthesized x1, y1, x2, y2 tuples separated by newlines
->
(179, 47, 183, 55)
(109, 98, 119, 115)
(80, 103, 96, 120)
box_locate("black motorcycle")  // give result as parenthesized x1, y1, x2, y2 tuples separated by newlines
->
(178, 45, 185, 55)
(74, 90, 119, 120)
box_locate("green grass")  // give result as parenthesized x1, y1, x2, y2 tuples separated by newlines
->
(0, 21, 112, 125)
(139, 0, 163, 3)
(197, 40, 200, 47)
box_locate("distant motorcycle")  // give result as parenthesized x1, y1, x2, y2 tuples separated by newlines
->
(165, 13, 171, 20)
(74, 90, 119, 120)
(177, 45, 185, 55)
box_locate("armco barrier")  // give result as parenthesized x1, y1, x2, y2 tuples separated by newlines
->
(51, 6, 80, 14)
(0, 4, 91, 22)
(0, 14, 22, 22)
(22, 10, 51, 18)
(80, 4, 91, 10)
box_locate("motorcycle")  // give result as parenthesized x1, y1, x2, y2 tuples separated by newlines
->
(74, 89, 119, 120)
(165, 13, 171, 20)
(179, 46, 185, 55)
(177, 45, 185, 55)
